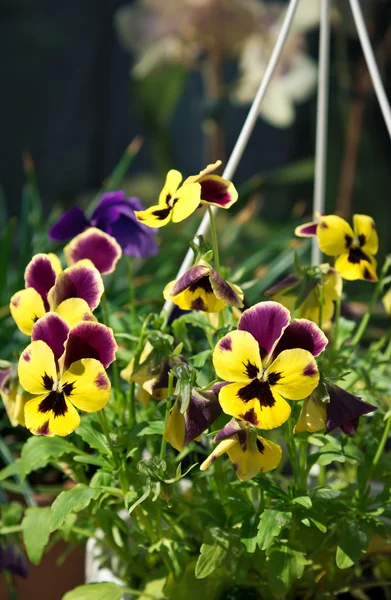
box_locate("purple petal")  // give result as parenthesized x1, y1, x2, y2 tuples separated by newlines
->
(265, 274, 301, 297)
(0, 363, 14, 393)
(213, 419, 243, 443)
(171, 265, 211, 295)
(295, 222, 318, 237)
(211, 381, 229, 396)
(0, 545, 28, 578)
(238, 301, 291, 361)
(49, 263, 104, 310)
(63, 322, 117, 370)
(32, 313, 70, 361)
(184, 389, 222, 444)
(24, 254, 58, 307)
(273, 319, 328, 358)
(110, 216, 159, 258)
(49, 207, 90, 241)
(209, 270, 243, 307)
(325, 384, 377, 435)
(64, 228, 122, 275)
(199, 176, 236, 208)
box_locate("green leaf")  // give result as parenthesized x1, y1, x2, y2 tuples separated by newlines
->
(257, 510, 291, 551)
(195, 527, 230, 579)
(292, 496, 312, 509)
(137, 421, 165, 436)
(241, 514, 258, 554)
(22, 506, 52, 564)
(309, 518, 327, 533)
(191, 350, 212, 368)
(50, 484, 97, 532)
(75, 415, 110, 455)
(62, 583, 126, 600)
(267, 545, 308, 598)
(20, 436, 78, 479)
(312, 488, 341, 501)
(165, 559, 225, 600)
(336, 521, 368, 569)
(316, 452, 346, 466)
(0, 460, 21, 481)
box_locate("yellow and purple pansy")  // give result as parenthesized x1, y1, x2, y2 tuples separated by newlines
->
(19, 313, 117, 436)
(164, 387, 222, 452)
(213, 301, 327, 430)
(295, 383, 377, 436)
(163, 261, 244, 312)
(200, 419, 282, 481)
(295, 214, 378, 282)
(135, 161, 238, 228)
(266, 264, 342, 328)
(64, 227, 122, 275)
(10, 254, 104, 335)
(0, 361, 28, 427)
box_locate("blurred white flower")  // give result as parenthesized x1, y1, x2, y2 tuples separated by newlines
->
(115, 0, 263, 77)
(233, 0, 320, 128)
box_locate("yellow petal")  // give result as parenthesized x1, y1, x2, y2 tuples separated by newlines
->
(18, 340, 57, 395)
(55, 298, 96, 327)
(227, 435, 282, 481)
(158, 169, 183, 205)
(322, 267, 343, 301)
(334, 252, 378, 282)
(47, 253, 63, 275)
(353, 214, 378, 256)
(163, 399, 185, 452)
(213, 330, 262, 383)
(10, 288, 46, 335)
(135, 205, 172, 228)
(24, 394, 80, 437)
(383, 288, 391, 315)
(61, 359, 111, 412)
(267, 348, 319, 401)
(1, 386, 28, 427)
(218, 383, 291, 430)
(317, 215, 354, 256)
(294, 396, 326, 434)
(184, 161, 221, 185)
(200, 438, 237, 471)
(171, 182, 202, 223)
(163, 280, 226, 312)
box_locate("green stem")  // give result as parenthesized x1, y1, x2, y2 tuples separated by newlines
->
(372, 415, 391, 468)
(318, 280, 324, 331)
(318, 465, 326, 487)
(101, 293, 122, 407)
(299, 440, 308, 491)
(207, 205, 220, 274)
(98, 410, 119, 470)
(126, 255, 137, 330)
(284, 419, 299, 485)
(332, 295, 341, 351)
(351, 257, 391, 346)
(160, 371, 175, 460)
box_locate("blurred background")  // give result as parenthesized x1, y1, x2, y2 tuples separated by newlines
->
(0, 0, 390, 233)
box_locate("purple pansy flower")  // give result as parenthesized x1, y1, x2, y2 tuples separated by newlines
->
(49, 191, 159, 258)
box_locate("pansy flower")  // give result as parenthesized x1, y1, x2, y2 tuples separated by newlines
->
(213, 302, 327, 429)
(163, 261, 244, 313)
(266, 264, 342, 328)
(164, 388, 222, 452)
(200, 419, 282, 481)
(0, 545, 28, 579)
(10, 254, 103, 335)
(19, 313, 117, 436)
(294, 383, 377, 435)
(49, 191, 159, 258)
(295, 214, 378, 282)
(64, 228, 122, 275)
(135, 162, 238, 228)
(121, 341, 170, 403)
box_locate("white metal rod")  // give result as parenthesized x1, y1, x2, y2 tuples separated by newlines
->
(349, 0, 391, 139)
(163, 0, 300, 316)
(312, 0, 331, 266)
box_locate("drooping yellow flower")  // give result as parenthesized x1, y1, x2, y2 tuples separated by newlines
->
(135, 162, 238, 228)
(0, 362, 28, 427)
(266, 264, 342, 328)
(200, 419, 282, 481)
(295, 214, 378, 282)
(163, 260, 244, 312)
